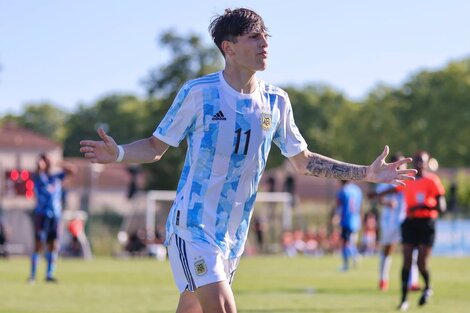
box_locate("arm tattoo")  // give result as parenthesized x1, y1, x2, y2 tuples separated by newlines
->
(306, 153, 367, 181)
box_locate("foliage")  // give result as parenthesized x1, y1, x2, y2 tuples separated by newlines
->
(393, 59, 470, 166)
(62, 94, 151, 157)
(3, 30, 470, 191)
(139, 31, 223, 190)
(455, 170, 470, 216)
(1, 102, 68, 143)
(142, 30, 223, 100)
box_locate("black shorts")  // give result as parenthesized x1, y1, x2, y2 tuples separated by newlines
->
(401, 218, 436, 247)
(341, 227, 356, 242)
(34, 214, 60, 242)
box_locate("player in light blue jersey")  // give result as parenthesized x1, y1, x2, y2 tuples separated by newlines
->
(376, 181, 406, 288)
(80, 8, 416, 313)
(376, 154, 419, 292)
(28, 154, 76, 283)
(335, 180, 363, 271)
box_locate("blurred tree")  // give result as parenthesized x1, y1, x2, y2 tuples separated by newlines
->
(455, 171, 470, 216)
(393, 59, 470, 166)
(15, 103, 68, 143)
(139, 31, 223, 190)
(142, 30, 222, 101)
(63, 94, 150, 157)
(271, 84, 351, 168)
(335, 84, 410, 164)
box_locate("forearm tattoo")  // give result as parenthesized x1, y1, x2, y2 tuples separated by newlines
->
(306, 154, 367, 181)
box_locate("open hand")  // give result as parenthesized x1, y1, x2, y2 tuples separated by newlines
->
(79, 128, 119, 163)
(366, 146, 417, 186)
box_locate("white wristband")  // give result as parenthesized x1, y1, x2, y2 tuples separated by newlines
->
(116, 145, 125, 162)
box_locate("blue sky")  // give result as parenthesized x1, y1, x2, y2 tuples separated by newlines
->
(1, 0, 470, 115)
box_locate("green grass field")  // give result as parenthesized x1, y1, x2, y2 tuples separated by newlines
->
(1, 255, 469, 313)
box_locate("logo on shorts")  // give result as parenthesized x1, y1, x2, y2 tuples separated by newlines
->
(194, 259, 207, 276)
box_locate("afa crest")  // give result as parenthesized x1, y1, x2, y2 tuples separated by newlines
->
(260, 113, 272, 131)
(194, 259, 207, 276)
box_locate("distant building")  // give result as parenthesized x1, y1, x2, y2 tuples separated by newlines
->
(0, 122, 145, 214)
(0, 122, 146, 255)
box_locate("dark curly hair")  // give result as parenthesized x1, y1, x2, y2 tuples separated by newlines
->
(208, 8, 269, 56)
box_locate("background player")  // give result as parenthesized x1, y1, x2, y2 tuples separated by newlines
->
(334, 180, 362, 271)
(28, 153, 76, 283)
(376, 153, 420, 291)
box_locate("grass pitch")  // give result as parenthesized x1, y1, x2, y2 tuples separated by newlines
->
(1, 255, 469, 312)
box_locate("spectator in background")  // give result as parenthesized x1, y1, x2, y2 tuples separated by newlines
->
(360, 210, 377, 255)
(28, 154, 76, 283)
(253, 216, 266, 254)
(333, 180, 363, 271)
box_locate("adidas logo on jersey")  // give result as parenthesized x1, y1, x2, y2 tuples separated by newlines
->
(212, 110, 227, 121)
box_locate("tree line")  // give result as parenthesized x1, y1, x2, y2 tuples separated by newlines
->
(1, 31, 469, 200)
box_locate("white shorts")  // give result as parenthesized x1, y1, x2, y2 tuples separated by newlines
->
(380, 227, 401, 245)
(167, 234, 240, 293)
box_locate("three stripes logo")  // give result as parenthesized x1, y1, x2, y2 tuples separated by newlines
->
(212, 110, 227, 121)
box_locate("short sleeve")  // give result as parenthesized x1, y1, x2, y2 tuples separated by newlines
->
(153, 83, 198, 147)
(272, 93, 308, 157)
(429, 174, 445, 197)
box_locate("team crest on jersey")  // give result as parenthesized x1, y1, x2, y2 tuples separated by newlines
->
(194, 259, 207, 276)
(260, 113, 272, 131)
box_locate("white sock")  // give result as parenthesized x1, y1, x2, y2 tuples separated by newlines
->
(380, 254, 391, 281)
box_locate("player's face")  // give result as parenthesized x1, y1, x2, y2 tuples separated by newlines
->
(229, 31, 269, 72)
(413, 153, 429, 172)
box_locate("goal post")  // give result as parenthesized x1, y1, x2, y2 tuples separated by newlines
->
(145, 190, 293, 242)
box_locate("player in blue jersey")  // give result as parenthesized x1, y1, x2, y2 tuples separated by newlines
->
(79, 8, 416, 313)
(334, 180, 363, 271)
(28, 154, 76, 283)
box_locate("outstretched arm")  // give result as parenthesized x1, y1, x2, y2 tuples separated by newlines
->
(79, 128, 169, 164)
(289, 145, 416, 186)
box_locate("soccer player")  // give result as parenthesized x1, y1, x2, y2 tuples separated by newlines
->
(334, 180, 363, 271)
(28, 154, 76, 283)
(79, 8, 416, 313)
(376, 154, 420, 292)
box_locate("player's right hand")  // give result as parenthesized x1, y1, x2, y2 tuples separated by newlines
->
(79, 128, 119, 163)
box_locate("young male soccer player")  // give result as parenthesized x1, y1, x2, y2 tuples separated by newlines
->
(376, 153, 419, 291)
(334, 180, 362, 271)
(79, 8, 416, 313)
(28, 154, 76, 283)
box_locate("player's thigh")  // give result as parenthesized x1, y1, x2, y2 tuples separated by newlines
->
(45, 218, 60, 245)
(418, 218, 436, 247)
(401, 219, 418, 246)
(176, 290, 203, 313)
(380, 227, 400, 246)
(195, 280, 237, 313)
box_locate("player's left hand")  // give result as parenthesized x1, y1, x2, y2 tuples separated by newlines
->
(366, 146, 417, 186)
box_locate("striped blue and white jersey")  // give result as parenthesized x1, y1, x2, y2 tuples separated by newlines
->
(376, 183, 406, 231)
(154, 71, 307, 258)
